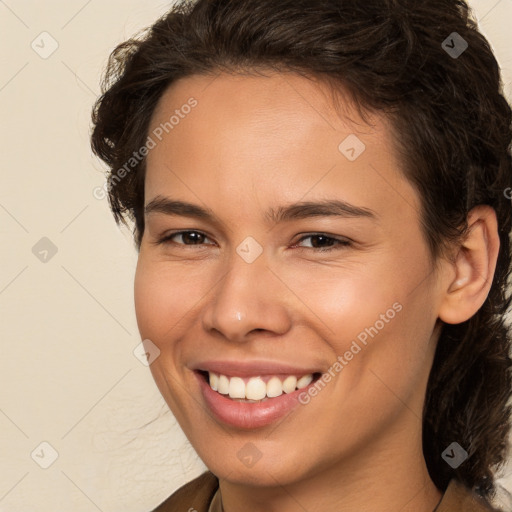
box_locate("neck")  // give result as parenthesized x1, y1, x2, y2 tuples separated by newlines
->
(218, 414, 443, 512)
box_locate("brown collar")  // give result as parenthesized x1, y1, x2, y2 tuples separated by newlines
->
(153, 473, 500, 512)
(152, 471, 218, 512)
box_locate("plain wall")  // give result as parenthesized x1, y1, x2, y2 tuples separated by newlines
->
(0, 1, 511, 510)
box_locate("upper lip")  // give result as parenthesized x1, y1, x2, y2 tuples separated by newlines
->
(191, 360, 321, 377)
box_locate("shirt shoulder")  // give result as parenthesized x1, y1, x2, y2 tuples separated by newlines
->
(151, 471, 219, 512)
(437, 479, 503, 512)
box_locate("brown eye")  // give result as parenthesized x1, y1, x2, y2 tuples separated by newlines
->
(158, 230, 213, 246)
(295, 234, 351, 251)
(177, 231, 206, 244)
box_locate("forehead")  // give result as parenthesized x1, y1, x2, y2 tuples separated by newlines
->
(144, 71, 420, 226)
(149, 71, 391, 143)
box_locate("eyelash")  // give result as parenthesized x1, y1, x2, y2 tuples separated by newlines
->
(156, 230, 352, 252)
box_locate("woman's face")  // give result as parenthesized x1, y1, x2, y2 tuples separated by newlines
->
(135, 72, 446, 486)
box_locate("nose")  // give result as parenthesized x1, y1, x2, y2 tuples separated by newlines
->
(201, 251, 292, 343)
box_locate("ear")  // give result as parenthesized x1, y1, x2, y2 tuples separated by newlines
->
(438, 205, 500, 325)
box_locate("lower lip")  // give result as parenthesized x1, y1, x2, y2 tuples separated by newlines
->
(195, 372, 314, 429)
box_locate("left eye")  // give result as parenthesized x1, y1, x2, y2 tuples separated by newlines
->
(294, 234, 351, 251)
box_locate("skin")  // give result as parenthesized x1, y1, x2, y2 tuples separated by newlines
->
(134, 71, 499, 512)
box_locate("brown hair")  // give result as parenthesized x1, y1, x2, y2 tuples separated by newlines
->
(91, 0, 512, 502)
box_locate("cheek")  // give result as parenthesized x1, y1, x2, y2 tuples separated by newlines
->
(274, 256, 403, 346)
(134, 256, 205, 341)
(134, 259, 163, 339)
(286, 246, 435, 379)
(134, 257, 196, 415)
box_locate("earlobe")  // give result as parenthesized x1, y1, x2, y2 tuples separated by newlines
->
(438, 205, 500, 325)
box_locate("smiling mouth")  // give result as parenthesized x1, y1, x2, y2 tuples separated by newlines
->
(197, 370, 322, 402)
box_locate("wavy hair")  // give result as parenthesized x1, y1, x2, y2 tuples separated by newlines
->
(90, 0, 512, 503)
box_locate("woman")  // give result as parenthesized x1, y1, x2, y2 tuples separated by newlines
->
(90, 0, 512, 510)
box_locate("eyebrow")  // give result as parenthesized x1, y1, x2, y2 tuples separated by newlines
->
(266, 199, 377, 223)
(144, 196, 378, 224)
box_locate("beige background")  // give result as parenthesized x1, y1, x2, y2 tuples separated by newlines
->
(0, 1, 511, 511)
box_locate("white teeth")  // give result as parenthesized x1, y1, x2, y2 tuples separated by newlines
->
(209, 372, 219, 391)
(218, 374, 230, 394)
(266, 376, 283, 398)
(282, 375, 297, 394)
(228, 377, 245, 399)
(296, 374, 313, 389)
(246, 377, 267, 400)
(206, 372, 314, 399)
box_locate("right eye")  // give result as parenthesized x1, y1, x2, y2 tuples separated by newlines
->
(157, 230, 215, 246)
